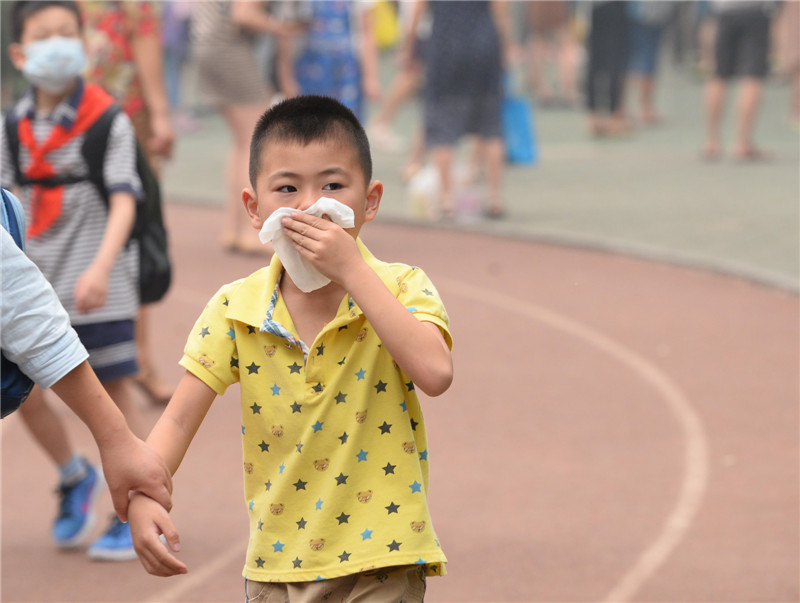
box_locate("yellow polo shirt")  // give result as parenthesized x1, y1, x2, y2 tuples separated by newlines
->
(180, 239, 452, 582)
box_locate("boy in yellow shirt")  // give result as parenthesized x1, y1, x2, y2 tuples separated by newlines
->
(129, 95, 453, 601)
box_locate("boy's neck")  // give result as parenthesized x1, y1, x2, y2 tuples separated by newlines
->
(34, 80, 78, 113)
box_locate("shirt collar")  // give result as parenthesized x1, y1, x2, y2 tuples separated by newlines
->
(224, 237, 400, 329)
(16, 78, 85, 129)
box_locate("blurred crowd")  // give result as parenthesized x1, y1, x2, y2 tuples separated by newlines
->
(2, 0, 798, 227)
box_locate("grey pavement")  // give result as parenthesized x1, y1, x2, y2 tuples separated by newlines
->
(162, 60, 799, 291)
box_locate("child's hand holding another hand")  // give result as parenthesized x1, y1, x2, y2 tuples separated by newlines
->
(129, 492, 188, 577)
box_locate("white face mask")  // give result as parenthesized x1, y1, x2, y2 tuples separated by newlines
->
(22, 36, 86, 95)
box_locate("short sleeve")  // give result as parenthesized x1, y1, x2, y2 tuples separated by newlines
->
(1, 118, 17, 190)
(123, 2, 161, 37)
(179, 285, 241, 395)
(103, 112, 142, 198)
(394, 266, 453, 350)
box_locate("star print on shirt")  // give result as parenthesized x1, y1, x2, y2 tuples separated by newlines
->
(336, 512, 350, 525)
(227, 327, 236, 340)
(419, 449, 429, 461)
(231, 357, 239, 368)
(291, 401, 302, 413)
(292, 557, 303, 569)
(297, 517, 307, 530)
(338, 550, 351, 563)
(335, 473, 349, 486)
(374, 380, 387, 393)
(385, 502, 400, 514)
(382, 462, 396, 475)
(334, 391, 347, 404)
(222, 297, 230, 306)
(296, 442, 304, 453)
(361, 528, 373, 540)
(337, 356, 346, 366)
(409, 481, 422, 493)
(293, 478, 307, 491)
(257, 519, 264, 531)
(312, 383, 324, 393)
(422, 288, 434, 296)
(265, 480, 272, 491)
(378, 421, 392, 434)
(316, 343, 325, 356)
(338, 432, 349, 445)
(246, 362, 260, 374)
(355, 368, 366, 381)
(312, 421, 324, 433)
(271, 384, 281, 396)
(315, 498, 324, 510)
(288, 362, 302, 374)
(272, 540, 284, 552)
(247, 326, 257, 334)
(356, 449, 368, 462)
(410, 418, 419, 431)
(256, 557, 265, 568)
(199, 327, 210, 338)
(406, 381, 415, 391)
(259, 441, 270, 453)
(250, 402, 262, 414)
(387, 540, 402, 552)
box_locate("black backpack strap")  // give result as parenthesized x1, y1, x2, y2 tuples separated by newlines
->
(81, 104, 121, 206)
(4, 111, 23, 187)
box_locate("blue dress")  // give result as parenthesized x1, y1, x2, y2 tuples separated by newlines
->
(294, 1, 364, 122)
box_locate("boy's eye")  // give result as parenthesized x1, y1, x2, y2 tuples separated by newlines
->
(322, 183, 343, 191)
(277, 185, 297, 193)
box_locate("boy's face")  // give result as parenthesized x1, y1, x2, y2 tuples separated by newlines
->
(243, 138, 382, 238)
(9, 5, 82, 69)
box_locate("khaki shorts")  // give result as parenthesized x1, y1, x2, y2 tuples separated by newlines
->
(244, 565, 427, 603)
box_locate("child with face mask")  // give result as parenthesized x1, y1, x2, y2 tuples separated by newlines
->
(1, 1, 150, 562)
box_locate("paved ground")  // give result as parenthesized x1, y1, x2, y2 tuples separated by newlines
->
(2, 51, 799, 603)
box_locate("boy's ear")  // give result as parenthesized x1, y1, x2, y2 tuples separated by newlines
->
(8, 44, 26, 71)
(364, 180, 383, 223)
(242, 187, 263, 229)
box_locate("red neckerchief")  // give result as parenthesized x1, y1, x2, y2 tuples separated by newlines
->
(18, 83, 114, 238)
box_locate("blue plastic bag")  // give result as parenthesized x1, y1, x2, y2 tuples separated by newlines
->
(502, 88, 538, 165)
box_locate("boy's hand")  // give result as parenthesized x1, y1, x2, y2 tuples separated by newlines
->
(74, 264, 110, 313)
(281, 212, 363, 285)
(129, 493, 188, 577)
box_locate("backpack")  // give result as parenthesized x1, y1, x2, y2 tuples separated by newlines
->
(4, 105, 172, 305)
(1, 188, 35, 418)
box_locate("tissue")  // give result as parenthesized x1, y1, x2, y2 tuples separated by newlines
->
(258, 197, 355, 292)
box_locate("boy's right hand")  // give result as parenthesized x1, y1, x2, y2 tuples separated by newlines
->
(129, 493, 188, 577)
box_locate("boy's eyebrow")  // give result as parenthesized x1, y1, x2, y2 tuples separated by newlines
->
(269, 167, 348, 180)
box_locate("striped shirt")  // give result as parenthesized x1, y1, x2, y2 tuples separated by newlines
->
(0, 79, 142, 325)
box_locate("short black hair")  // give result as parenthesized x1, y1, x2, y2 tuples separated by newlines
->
(249, 95, 373, 188)
(11, 1, 83, 43)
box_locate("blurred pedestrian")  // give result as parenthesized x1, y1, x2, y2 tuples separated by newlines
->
(525, 0, 580, 108)
(81, 0, 175, 407)
(2, 0, 151, 561)
(191, 1, 285, 255)
(161, 0, 200, 134)
(702, 0, 779, 161)
(410, 0, 512, 219)
(626, 1, 673, 127)
(2, 188, 173, 525)
(585, 0, 631, 136)
(289, 0, 380, 124)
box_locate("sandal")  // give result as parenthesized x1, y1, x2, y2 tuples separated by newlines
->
(134, 371, 172, 406)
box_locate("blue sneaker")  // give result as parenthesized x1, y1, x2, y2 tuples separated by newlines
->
(52, 462, 103, 548)
(87, 516, 137, 561)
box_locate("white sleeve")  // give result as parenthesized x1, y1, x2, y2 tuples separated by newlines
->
(0, 229, 88, 389)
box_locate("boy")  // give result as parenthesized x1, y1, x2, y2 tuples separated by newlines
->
(2, 1, 147, 560)
(129, 96, 454, 601)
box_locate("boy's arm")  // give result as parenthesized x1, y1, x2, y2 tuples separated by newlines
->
(281, 213, 453, 396)
(74, 190, 136, 313)
(129, 371, 216, 576)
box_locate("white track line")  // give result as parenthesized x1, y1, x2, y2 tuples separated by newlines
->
(437, 277, 710, 603)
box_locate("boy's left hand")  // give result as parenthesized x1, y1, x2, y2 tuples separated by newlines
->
(281, 212, 362, 285)
(74, 264, 110, 313)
